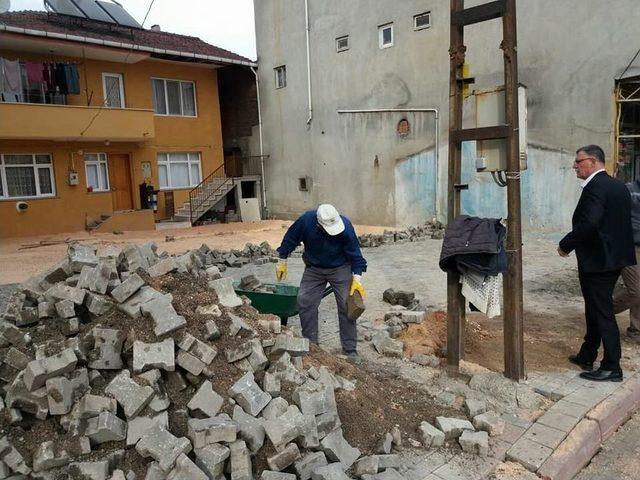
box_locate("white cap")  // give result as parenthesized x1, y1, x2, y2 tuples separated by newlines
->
(316, 204, 345, 236)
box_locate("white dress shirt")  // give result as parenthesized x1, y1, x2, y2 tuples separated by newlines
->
(581, 168, 606, 189)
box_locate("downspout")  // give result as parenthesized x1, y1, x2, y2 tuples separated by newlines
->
(251, 66, 268, 218)
(337, 108, 440, 219)
(304, 0, 313, 126)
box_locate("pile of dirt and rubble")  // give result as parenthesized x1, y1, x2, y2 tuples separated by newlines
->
(0, 241, 496, 479)
(357, 221, 445, 248)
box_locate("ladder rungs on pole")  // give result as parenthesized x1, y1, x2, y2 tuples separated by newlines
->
(452, 125, 510, 142)
(452, 0, 506, 27)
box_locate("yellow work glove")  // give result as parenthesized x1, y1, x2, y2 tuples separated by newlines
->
(350, 274, 365, 298)
(276, 260, 288, 281)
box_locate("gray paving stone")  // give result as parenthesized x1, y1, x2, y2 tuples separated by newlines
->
(188, 380, 224, 418)
(295, 451, 329, 480)
(320, 428, 361, 469)
(272, 334, 310, 356)
(209, 277, 243, 308)
(68, 244, 98, 272)
(67, 460, 109, 480)
(506, 437, 553, 472)
(536, 409, 581, 433)
(45, 284, 86, 305)
(262, 397, 289, 420)
(262, 472, 297, 480)
(435, 417, 475, 441)
(229, 371, 272, 416)
(419, 421, 445, 448)
(267, 442, 301, 472)
(88, 328, 125, 370)
(522, 423, 567, 449)
(296, 413, 320, 449)
(133, 338, 175, 373)
(311, 463, 350, 480)
(376, 454, 402, 470)
(233, 405, 266, 453)
(23, 348, 77, 391)
(459, 430, 489, 457)
(110, 273, 145, 303)
(45, 376, 74, 415)
(353, 456, 379, 476)
(194, 444, 230, 480)
(136, 423, 192, 472)
(32, 440, 70, 473)
(126, 411, 169, 446)
(142, 297, 186, 336)
(75, 393, 117, 418)
(188, 416, 238, 448)
(166, 453, 207, 480)
(545, 399, 591, 420)
(4, 347, 30, 371)
(228, 312, 253, 336)
(147, 257, 179, 278)
(55, 299, 76, 318)
(0, 435, 31, 475)
(472, 412, 505, 437)
(118, 286, 168, 318)
(205, 319, 221, 340)
(85, 412, 127, 444)
(178, 333, 217, 365)
(230, 440, 252, 480)
(105, 370, 154, 418)
(264, 406, 301, 448)
(464, 399, 487, 418)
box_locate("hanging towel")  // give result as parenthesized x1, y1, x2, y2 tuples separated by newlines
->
(54, 63, 68, 94)
(64, 64, 80, 94)
(1, 58, 23, 102)
(461, 271, 502, 319)
(43, 63, 56, 92)
(25, 62, 44, 83)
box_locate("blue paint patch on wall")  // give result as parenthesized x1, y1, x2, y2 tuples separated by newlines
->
(394, 149, 437, 226)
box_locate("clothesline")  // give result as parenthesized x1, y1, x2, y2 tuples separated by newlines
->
(0, 57, 81, 102)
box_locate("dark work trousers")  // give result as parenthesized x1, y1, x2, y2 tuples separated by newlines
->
(297, 263, 356, 354)
(577, 269, 622, 371)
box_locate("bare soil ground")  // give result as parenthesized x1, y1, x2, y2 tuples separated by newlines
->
(0, 220, 396, 284)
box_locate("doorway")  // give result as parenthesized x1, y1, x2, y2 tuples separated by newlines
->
(615, 77, 640, 182)
(109, 154, 133, 211)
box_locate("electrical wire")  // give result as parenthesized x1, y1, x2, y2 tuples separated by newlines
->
(618, 45, 640, 81)
(79, 0, 156, 136)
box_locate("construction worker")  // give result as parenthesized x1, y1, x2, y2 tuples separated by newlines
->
(275, 204, 367, 364)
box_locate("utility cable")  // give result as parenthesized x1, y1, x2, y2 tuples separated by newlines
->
(618, 45, 640, 81)
(79, 0, 156, 137)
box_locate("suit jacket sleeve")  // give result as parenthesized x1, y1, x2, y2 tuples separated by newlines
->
(559, 186, 606, 253)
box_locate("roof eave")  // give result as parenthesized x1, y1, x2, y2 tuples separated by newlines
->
(0, 24, 257, 68)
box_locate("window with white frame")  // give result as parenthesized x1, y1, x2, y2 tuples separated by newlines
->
(0, 154, 55, 199)
(85, 153, 110, 192)
(157, 152, 202, 189)
(151, 78, 197, 117)
(378, 23, 394, 48)
(102, 73, 125, 108)
(274, 66, 287, 89)
(336, 35, 349, 52)
(414, 12, 431, 30)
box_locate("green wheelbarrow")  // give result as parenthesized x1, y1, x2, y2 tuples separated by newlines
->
(233, 282, 333, 325)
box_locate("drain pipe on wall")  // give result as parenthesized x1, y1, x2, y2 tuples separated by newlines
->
(304, 0, 313, 126)
(251, 66, 268, 218)
(337, 108, 440, 218)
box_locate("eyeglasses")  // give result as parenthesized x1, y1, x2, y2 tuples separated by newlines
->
(574, 157, 596, 165)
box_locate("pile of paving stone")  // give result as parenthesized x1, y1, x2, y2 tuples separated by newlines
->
(0, 242, 497, 479)
(357, 222, 445, 248)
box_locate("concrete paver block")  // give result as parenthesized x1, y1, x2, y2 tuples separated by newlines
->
(209, 277, 243, 308)
(506, 437, 553, 472)
(68, 460, 110, 479)
(523, 423, 567, 450)
(353, 456, 379, 476)
(435, 417, 475, 440)
(233, 405, 266, 453)
(133, 338, 175, 373)
(194, 444, 230, 480)
(166, 453, 208, 480)
(45, 376, 74, 415)
(142, 297, 187, 336)
(268, 442, 301, 471)
(126, 411, 169, 446)
(204, 319, 221, 340)
(110, 273, 145, 303)
(178, 333, 217, 365)
(295, 451, 328, 480)
(188, 380, 224, 418)
(586, 382, 638, 441)
(262, 397, 289, 420)
(459, 430, 489, 457)
(188, 416, 238, 448)
(105, 370, 154, 418)
(311, 463, 350, 480)
(264, 407, 301, 448)
(118, 286, 168, 318)
(147, 257, 179, 278)
(272, 334, 310, 356)
(472, 412, 505, 437)
(85, 293, 114, 316)
(320, 428, 361, 469)
(32, 440, 70, 472)
(0, 435, 31, 475)
(230, 440, 253, 480)
(177, 350, 207, 376)
(229, 372, 272, 416)
(418, 421, 445, 448)
(262, 472, 297, 480)
(136, 423, 192, 473)
(55, 299, 76, 318)
(537, 418, 601, 480)
(23, 348, 77, 391)
(88, 328, 125, 370)
(464, 399, 487, 418)
(85, 411, 127, 444)
(536, 410, 581, 434)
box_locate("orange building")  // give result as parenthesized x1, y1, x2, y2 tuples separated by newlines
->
(0, 10, 261, 238)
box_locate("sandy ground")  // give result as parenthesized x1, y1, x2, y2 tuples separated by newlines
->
(0, 220, 396, 284)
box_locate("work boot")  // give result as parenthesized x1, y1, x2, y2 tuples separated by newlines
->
(346, 352, 362, 365)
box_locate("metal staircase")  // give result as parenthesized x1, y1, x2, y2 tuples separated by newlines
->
(173, 164, 237, 224)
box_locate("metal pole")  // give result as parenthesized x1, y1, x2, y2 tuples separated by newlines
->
(304, 0, 313, 126)
(447, 0, 466, 371)
(502, 0, 525, 380)
(251, 66, 268, 218)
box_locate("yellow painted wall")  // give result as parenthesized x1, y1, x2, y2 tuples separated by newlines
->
(0, 45, 225, 238)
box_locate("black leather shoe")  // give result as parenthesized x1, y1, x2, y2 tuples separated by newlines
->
(568, 354, 593, 371)
(579, 369, 623, 382)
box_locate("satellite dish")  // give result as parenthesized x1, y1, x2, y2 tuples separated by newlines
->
(0, 0, 10, 14)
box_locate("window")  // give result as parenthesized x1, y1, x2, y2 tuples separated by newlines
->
(298, 177, 308, 192)
(0, 154, 55, 199)
(274, 66, 287, 89)
(414, 12, 431, 30)
(378, 23, 394, 49)
(336, 35, 349, 53)
(157, 152, 202, 189)
(85, 153, 110, 192)
(151, 78, 197, 117)
(102, 73, 125, 108)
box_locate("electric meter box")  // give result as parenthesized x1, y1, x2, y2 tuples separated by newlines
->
(68, 171, 79, 185)
(475, 86, 528, 172)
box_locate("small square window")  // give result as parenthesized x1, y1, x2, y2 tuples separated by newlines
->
(298, 177, 308, 192)
(414, 12, 431, 30)
(378, 23, 393, 49)
(336, 35, 349, 53)
(274, 65, 287, 89)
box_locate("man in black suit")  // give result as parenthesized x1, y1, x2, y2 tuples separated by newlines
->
(558, 145, 636, 382)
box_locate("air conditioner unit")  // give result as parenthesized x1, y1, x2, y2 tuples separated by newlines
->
(474, 85, 528, 172)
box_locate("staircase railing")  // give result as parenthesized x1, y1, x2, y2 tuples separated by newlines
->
(188, 164, 230, 225)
